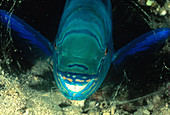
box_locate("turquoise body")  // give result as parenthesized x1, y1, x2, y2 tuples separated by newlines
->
(53, 0, 113, 100)
(0, 0, 169, 100)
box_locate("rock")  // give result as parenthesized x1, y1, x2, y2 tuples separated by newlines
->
(152, 95, 160, 104)
(88, 110, 99, 115)
(70, 100, 85, 107)
(103, 112, 110, 115)
(110, 104, 116, 114)
(134, 108, 150, 115)
(147, 104, 154, 111)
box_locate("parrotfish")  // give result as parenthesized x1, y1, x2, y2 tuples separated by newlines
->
(0, 0, 169, 100)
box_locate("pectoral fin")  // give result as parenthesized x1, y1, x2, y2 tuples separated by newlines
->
(113, 28, 170, 68)
(0, 10, 53, 63)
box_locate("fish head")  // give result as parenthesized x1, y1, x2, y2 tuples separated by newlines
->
(53, 33, 112, 100)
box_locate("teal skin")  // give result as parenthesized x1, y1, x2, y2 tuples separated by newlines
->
(53, 0, 113, 100)
(0, 0, 169, 100)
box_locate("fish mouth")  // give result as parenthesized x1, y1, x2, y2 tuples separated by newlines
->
(57, 69, 97, 83)
(54, 59, 105, 100)
(55, 69, 99, 99)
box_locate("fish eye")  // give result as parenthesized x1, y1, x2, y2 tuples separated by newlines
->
(105, 47, 108, 55)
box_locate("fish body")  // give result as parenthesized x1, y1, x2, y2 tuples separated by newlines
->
(53, 0, 113, 100)
(0, 0, 170, 100)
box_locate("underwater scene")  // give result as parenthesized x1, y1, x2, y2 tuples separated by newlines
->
(0, 0, 169, 114)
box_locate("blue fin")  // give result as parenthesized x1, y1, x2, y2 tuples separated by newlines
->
(113, 28, 170, 67)
(0, 10, 53, 62)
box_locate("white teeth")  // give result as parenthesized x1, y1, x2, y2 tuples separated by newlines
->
(65, 83, 87, 92)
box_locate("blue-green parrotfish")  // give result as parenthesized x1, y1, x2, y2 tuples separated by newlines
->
(0, 0, 169, 100)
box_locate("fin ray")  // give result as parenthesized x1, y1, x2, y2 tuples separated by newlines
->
(113, 28, 170, 67)
(0, 10, 53, 62)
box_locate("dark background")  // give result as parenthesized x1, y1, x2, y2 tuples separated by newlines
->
(1, 0, 151, 50)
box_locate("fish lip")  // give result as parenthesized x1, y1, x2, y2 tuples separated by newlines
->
(56, 68, 98, 94)
(57, 68, 98, 85)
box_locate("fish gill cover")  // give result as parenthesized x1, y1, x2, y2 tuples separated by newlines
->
(0, 0, 169, 114)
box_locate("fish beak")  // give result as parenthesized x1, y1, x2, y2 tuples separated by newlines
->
(64, 82, 88, 92)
